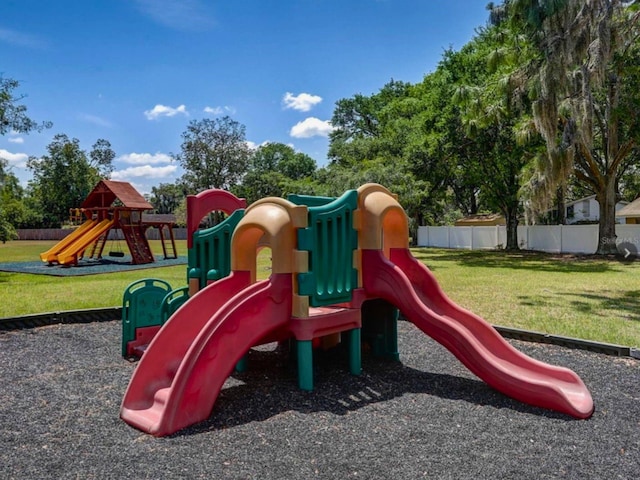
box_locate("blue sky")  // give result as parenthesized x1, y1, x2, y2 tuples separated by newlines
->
(1, 0, 489, 195)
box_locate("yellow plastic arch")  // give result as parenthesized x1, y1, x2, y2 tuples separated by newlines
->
(356, 183, 409, 253)
(231, 197, 308, 280)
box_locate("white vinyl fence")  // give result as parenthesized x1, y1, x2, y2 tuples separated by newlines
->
(417, 224, 640, 254)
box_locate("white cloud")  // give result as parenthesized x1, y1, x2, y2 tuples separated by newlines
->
(204, 106, 223, 115)
(203, 105, 236, 115)
(117, 152, 172, 165)
(133, 0, 215, 31)
(245, 140, 273, 150)
(283, 92, 322, 112)
(8, 136, 24, 144)
(0, 149, 29, 168)
(111, 164, 178, 180)
(289, 117, 335, 138)
(144, 104, 188, 120)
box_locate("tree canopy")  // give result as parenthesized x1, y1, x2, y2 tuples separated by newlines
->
(175, 116, 251, 193)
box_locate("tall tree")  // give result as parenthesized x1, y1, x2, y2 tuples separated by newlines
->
(328, 80, 455, 228)
(27, 134, 114, 227)
(449, 28, 540, 250)
(494, 0, 640, 253)
(175, 116, 251, 193)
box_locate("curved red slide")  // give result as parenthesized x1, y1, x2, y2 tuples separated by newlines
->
(362, 248, 594, 419)
(121, 273, 292, 436)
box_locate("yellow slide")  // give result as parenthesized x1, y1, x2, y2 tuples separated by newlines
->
(40, 219, 98, 263)
(55, 218, 115, 266)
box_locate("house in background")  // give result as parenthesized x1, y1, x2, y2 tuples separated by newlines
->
(565, 195, 628, 224)
(616, 196, 640, 224)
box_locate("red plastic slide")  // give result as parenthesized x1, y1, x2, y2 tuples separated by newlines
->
(361, 248, 594, 419)
(121, 272, 292, 436)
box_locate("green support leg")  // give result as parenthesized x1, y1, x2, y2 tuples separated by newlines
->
(348, 328, 362, 375)
(235, 354, 248, 373)
(385, 314, 400, 362)
(297, 340, 314, 391)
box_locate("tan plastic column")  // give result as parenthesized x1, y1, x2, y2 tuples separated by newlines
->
(356, 184, 409, 253)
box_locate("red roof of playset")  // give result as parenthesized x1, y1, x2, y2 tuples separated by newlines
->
(82, 180, 153, 210)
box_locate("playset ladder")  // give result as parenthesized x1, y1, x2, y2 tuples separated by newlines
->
(89, 232, 109, 259)
(158, 224, 177, 259)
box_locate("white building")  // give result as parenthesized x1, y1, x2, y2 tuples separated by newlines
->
(565, 195, 629, 224)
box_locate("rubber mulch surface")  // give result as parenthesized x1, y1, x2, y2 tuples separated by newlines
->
(0, 319, 638, 479)
(0, 256, 187, 276)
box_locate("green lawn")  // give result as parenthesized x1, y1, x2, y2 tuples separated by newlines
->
(1, 241, 638, 347)
(412, 248, 640, 347)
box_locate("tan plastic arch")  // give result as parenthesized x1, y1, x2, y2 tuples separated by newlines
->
(231, 197, 308, 280)
(356, 183, 409, 253)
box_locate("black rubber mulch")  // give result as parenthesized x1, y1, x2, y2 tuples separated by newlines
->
(0, 319, 638, 479)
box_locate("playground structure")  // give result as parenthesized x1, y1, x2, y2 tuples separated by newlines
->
(120, 184, 594, 437)
(40, 180, 177, 266)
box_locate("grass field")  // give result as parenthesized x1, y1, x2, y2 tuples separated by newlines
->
(1, 241, 639, 347)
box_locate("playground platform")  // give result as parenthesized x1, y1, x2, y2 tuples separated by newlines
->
(0, 318, 637, 479)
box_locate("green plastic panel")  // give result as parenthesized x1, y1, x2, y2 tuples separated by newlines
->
(297, 190, 358, 306)
(160, 286, 190, 323)
(188, 209, 244, 289)
(121, 278, 173, 356)
(288, 194, 336, 207)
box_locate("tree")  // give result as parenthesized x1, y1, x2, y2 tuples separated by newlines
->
(0, 76, 51, 135)
(149, 182, 187, 214)
(328, 81, 456, 228)
(328, 80, 412, 165)
(494, 0, 640, 253)
(237, 142, 316, 204)
(450, 25, 546, 250)
(27, 134, 115, 227)
(175, 116, 251, 193)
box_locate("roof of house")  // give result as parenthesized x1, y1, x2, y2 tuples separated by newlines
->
(565, 194, 628, 208)
(616, 196, 640, 218)
(454, 213, 505, 226)
(565, 195, 597, 207)
(81, 180, 153, 210)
